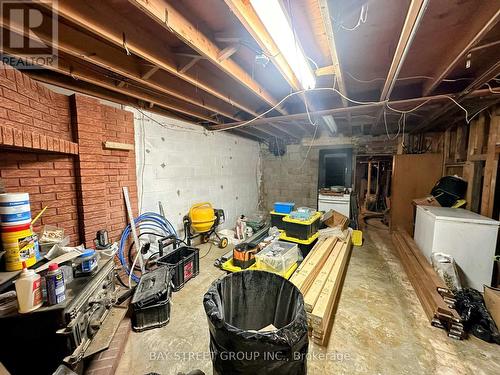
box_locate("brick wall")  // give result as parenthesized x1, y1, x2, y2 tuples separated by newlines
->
(0, 63, 137, 248)
(73, 95, 138, 245)
(0, 151, 79, 241)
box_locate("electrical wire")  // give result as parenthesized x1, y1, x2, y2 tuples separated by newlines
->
(336, 3, 368, 32)
(345, 71, 473, 84)
(485, 82, 500, 94)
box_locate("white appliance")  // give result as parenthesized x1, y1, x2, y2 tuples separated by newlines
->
(414, 206, 499, 290)
(318, 193, 351, 218)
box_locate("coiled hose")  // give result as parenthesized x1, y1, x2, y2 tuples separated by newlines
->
(118, 212, 177, 283)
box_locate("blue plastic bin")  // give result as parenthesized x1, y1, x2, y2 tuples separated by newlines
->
(274, 202, 295, 214)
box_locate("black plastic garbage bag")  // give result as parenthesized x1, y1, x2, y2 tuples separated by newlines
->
(203, 270, 309, 374)
(454, 288, 500, 344)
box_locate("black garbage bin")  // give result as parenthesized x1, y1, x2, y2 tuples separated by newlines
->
(203, 270, 309, 375)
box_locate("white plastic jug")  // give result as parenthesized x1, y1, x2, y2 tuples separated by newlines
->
(15, 262, 43, 313)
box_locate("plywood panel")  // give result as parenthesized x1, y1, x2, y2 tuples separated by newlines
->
(390, 153, 443, 234)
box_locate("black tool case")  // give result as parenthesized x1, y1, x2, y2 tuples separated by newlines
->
(131, 266, 173, 332)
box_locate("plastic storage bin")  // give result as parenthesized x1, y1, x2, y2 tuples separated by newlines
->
(280, 231, 319, 258)
(273, 202, 295, 214)
(255, 241, 299, 276)
(283, 211, 321, 240)
(131, 266, 173, 332)
(270, 211, 287, 231)
(157, 246, 199, 291)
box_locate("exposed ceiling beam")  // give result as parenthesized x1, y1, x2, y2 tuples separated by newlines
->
(267, 124, 300, 141)
(44, 0, 261, 118)
(422, 8, 500, 96)
(315, 65, 335, 77)
(380, 0, 429, 101)
(1, 44, 218, 124)
(223, 0, 302, 91)
(141, 65, 160, 80)
(217, 44, 240, 62)
(234, 127, 271, 140)
(128, 0, 287, 115)
(30, 72, 191, 123)
(230, 129, 264, 142)
(412, 62, 500, 133)
(209, 89, 494, 130)
(0, 11, 242, 122)
(178, 56, 203, 74)
(317, 0, 348, 109)
(271, 122, 305, 139)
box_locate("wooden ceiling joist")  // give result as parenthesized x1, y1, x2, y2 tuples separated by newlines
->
(271, 122, 305, 139)
(127, 0, 287, 115)
(230, 129, 264, 142)
(422, 8, 500, 96)
(380, 0, 429, 101)
(0, 12, 242, 122)
(1, 43, 218, 124)
(46, 0, 262, 118)
(209, 89, 494, 131)
(317, 0, 348, 109)
(412, 61, 500, 133)
(223, 0, 302, 91)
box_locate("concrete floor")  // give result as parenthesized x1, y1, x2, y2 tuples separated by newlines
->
(116, 229, 500, 375)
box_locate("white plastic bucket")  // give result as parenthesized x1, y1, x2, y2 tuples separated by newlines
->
(0, 193, 31, 226)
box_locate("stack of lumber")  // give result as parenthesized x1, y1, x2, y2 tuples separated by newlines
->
(290, 234, 352, 346)
(392, 229, 464, 340)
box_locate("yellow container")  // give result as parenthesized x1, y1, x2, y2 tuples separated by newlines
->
(189, 202, 215, 233)
(2, 226, 36, 271)
(352, 230, 363, 246)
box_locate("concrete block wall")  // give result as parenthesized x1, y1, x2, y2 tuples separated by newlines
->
(131, 109, 261, 233)
(260, 143, 319, 212)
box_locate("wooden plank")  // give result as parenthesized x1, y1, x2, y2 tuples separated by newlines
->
(317, 0, 348, 109)
(379, 0, 429, 100)
(128, 0, 287, 114)
(481, 114, 500, 217)
(290, 237, 336, 292)
(303, 241, 343, 312)
(422, 8, 500, 95)
(310, 236, 351, 332)
(103, 141, 134, 151)
(312, 239, 351, 346)
(47, 0, 260, 117)
(391, 153, 444, 234)
(223, 0, 301, 90)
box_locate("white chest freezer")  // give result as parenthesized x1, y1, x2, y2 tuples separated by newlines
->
(414, 206, 499, 290)
(318, 193, 350, 218)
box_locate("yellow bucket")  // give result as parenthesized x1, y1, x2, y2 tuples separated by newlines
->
(189, 202, 216, 233)
(1, 224, 36, 270)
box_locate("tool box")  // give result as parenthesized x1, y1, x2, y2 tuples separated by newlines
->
(273, 202, 295, 214)
(131, 266, 173, 332)
(157, 246, 199, 291)
(283, 211, 321, 240)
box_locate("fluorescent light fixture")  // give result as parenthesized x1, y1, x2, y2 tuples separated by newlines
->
(322, 115, 337, 134)
(250, 0, 316, 90)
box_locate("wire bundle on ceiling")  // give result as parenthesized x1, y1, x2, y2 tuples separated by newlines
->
(117, 212, 177, 283)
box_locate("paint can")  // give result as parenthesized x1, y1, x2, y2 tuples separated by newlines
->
(45, 263, 66, 305)
(1, 223, 36, 270)
(0, 193, 31, 226)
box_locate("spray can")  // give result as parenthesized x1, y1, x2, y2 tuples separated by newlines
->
(45, 263, 65, 305)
